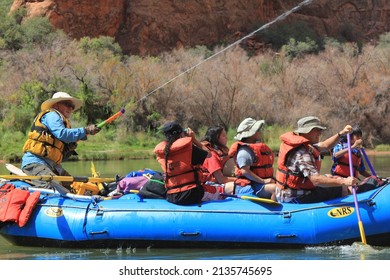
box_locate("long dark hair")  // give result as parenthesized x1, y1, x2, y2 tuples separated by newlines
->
(162, 121, 183, 183)
(201, 125, 228, 153)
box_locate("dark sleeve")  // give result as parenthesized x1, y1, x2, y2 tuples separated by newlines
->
(191, 145, 208, 165)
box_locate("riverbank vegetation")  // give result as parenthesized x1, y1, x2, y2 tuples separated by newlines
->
(1, 1, 390, 162)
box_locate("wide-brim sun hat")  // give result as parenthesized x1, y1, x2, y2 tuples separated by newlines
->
(234, 118, 265, 141)
(294, 116, 327, 134)
(41, 92, 83, 111)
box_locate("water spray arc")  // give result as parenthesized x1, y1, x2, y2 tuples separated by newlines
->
(136, 0, 317, 104)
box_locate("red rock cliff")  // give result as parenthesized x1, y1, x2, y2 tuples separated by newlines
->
(10, 0, 390, 55)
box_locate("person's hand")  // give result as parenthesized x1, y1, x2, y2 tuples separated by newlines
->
(352, 139, 363, 149)
(342, 176, 358, 186)
(84, 124, 101, 135)
(339, 125, 352, 136)
(264, 178, 275, 184)
(185, 127, 195, 138)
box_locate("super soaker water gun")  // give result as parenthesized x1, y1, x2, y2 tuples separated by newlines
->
(97, 108, 125, 128)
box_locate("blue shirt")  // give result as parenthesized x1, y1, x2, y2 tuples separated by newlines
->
(21, 111, 87, 169)
(331, 142, 366, 174)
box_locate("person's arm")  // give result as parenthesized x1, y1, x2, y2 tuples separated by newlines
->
(186, 127, 209, 153)
(317, 125, 352, 151)
(332, 143, 345, 159)
(309, 173, 357, 187)
(204, 152, 235, 184)
(236, 147, 274, 184)
(240, 165, 274, 184)
(333, 139, 363, 159)
(212, 170, 235, 184)
(295, 148, 357, 187)
(358, 155, 371, 178)
(42, 112, 86, 143)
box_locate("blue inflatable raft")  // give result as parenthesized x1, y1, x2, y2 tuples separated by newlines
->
(1, 179, 390, 249)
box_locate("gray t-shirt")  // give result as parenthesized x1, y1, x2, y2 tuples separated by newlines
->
(236, 146, 256, 181)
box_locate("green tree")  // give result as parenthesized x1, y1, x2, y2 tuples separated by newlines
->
(282, 37, 319, 60)
(21, 16, 54, 46)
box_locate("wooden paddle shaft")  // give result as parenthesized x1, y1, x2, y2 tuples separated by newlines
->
(1, 174, 115, 183)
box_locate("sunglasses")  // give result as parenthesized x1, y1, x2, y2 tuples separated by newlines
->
(60, 101, 75, 110)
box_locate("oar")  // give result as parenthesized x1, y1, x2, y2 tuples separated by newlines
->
(26, 185, 107, 202)
(360, 147, 377, 176)
(5, 163, 28, 176)
(91, 161, 105, 193)
(347, 133, 367, 245)
(220, 193, 281, 206)
(97, 108, 125, 128)
(0, 174, 116, 183)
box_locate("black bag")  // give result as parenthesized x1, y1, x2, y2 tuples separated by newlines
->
(139, 172, 166, 199)
(356, 175, 385, 193)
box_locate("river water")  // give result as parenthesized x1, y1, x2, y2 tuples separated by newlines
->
(1, 154, 390, 261)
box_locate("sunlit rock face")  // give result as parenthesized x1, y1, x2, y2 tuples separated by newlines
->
(10, 0, 390, 55)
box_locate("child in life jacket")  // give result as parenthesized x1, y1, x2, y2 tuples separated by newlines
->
(154, 121, 226, 205)
(201, 125, 235, 194)
(331, 125, 371, 180)
(228, 118, 277, 200)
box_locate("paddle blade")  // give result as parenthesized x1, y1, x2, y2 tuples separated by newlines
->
(221, 193, 281, 206)
(239, 195, 281, 205)
(358, 221, 367, 245)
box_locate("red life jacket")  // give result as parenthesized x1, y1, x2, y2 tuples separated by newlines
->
(0, 183, 41, 227)
(154, 137, 204, 194)
(275, 132, 321, 190)
(228, 142, 274, 186)
(201, 141, 230, 182)
(332, 151, 361, 177)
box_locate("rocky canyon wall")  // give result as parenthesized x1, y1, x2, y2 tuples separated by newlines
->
(10, 0, 390, 55)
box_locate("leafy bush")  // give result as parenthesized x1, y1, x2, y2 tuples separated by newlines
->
(378, 32, 390, 48)
(21, 16, 53, 46)
(79, 36, 123, 57)
(257, 21, 322, 51)
(0, 12, 24, 50)
(282, 37, 319, 60)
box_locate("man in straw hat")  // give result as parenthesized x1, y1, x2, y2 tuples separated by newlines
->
(21, 92, 101, 190)
(228, 117, 277, 200)
(275, 116, 358, 203)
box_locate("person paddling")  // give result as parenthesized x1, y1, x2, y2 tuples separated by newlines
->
(331, 125, 371, 179)
(275, 116, 358, 203)
(21, 92, 101, 190)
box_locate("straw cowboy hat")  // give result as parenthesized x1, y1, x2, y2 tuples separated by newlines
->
(234, 118, 265, 141)
(294, 116, 327, 134)
(41, 92, 83, 111)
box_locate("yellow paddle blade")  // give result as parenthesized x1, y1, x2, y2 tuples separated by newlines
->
(358, 221, 367, 245)
(240, 195, 281, 205)
(221, 193, 281, 205)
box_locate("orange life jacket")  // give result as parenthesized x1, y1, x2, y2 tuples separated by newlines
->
(332, 151, 361, 177)
(154, 137, 204, 194)
(275, 132, 321, 190)
(201, 141, 230, 182)
(0, 183, 41, 227)
(228, 142, 274, 186)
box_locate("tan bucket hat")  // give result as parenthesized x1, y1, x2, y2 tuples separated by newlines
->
(234, 118, 265, 141)
(294, 116, 327, 134)
(41, 92, 83, 111)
